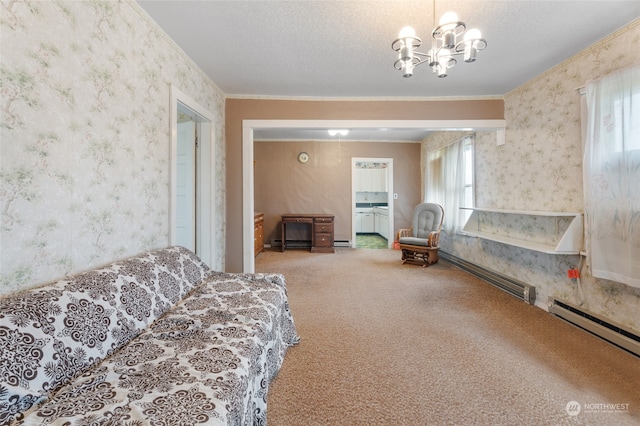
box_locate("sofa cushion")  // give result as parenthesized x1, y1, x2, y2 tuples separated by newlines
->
(399, 236, 430, 247)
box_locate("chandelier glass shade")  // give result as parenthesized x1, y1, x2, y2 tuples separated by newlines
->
(392, 11, 486, 78)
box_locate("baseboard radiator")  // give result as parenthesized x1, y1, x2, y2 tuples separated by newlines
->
(548, 297, 640, 358)
(269, 239, 351, 248)
(439, 251, 536, 305)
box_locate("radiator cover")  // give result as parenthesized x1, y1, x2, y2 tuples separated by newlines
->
(548, 297, 640, 358)
(439, 251, 536, 305)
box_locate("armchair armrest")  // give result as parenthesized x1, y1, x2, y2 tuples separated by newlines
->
(397, 228, 412, 240)
(427, 231, 440, 248)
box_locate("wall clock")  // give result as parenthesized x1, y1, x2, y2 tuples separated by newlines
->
(297, 152, 309, 163)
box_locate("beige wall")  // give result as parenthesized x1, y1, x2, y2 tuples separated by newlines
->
(226, 98, 504, 271)
(254, 141, 422, 244)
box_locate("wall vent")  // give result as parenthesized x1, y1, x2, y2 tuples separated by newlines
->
(548, 297, 640, 358)
(439, 251, 536, 304)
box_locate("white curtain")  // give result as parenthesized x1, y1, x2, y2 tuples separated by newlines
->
(424, 136, 468, 233)
(584, 64, 640, 288)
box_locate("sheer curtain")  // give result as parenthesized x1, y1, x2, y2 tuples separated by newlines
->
(424, 136, 470, 233)
(584, 64, 640, 288)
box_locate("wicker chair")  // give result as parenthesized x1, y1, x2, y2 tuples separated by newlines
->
(397, 203, 444, 267)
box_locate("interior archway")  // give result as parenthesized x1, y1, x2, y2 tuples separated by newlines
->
(242, 119, 506, 273)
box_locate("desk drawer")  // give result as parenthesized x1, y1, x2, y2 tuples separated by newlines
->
(314, 217, 333, 224)
(314, 223, 333, 234)
(285, 217, 313, 224)
(314, 233, 333, 247)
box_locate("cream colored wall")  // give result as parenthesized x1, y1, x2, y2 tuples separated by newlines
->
(254, 141, 422, 244)
(0, 1, 226, 295)
(425, 20, 640, 332)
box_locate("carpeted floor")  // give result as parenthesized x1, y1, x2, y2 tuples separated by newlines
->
(256, 248, 640, 426)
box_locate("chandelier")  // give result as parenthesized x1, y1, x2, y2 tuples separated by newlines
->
(392, 6, 486, 78)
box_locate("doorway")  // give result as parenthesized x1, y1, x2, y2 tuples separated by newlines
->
(170, 86, 216, 267)
(175, 106, 197, 251)
(352, 157, 394, 249)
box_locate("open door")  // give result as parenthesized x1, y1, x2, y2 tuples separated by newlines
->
(175, 114, 196, 251)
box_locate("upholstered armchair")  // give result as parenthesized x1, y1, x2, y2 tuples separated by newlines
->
(397, 203, 444, 267)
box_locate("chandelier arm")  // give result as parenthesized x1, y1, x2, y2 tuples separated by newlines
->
(431, 21, 466, 38)
(412, 51, 431, 60)
(447, 50, 466, 58)
(391, 36, 422, 52)
(411, 56, 431, 68)
(393, 55, 431, 71)
(454, 39, 487, 53)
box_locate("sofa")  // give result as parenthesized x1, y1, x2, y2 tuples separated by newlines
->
(0, 246, 299, 425)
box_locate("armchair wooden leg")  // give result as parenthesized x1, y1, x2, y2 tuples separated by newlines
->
(426, 249, 439, 265)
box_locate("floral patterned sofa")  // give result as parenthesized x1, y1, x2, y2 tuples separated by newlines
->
(0, 246, 298, 425)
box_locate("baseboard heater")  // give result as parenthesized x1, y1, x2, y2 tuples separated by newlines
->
(269, 239, 351, 248)
(548, 297, 640, 358)
(439, 251, 536, 305)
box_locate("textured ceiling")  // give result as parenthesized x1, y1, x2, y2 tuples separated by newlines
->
(137, 0, 640, 98)
(136, 1, 640, 141)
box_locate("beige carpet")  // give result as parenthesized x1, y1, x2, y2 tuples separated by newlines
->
(256, 248, 640, 426)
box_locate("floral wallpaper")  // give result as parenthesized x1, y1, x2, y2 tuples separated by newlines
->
(424, 20, 640, 333)
(0, 0, 226, 296)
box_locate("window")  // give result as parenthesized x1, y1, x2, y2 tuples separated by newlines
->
(463, 138, 475, 219)
(424, 134, 475, 233)
(583, 64, 640, 288)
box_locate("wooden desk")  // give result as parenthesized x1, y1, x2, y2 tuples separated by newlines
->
(281, 214, 334, 253)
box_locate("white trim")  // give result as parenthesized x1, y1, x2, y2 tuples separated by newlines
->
(244, 119, 505, 131)
(242, 124, 255, 273)
(254, 139, 423, 143)
(242, 119, 506, 273)
(170, 85, 217, 267)
(226, 95, 505, 101)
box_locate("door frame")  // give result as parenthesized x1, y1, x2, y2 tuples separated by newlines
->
(170, 85, 216, 267)
(352, 157, 394, 248)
